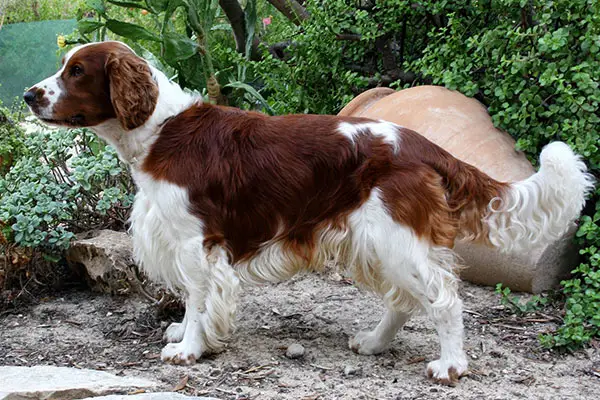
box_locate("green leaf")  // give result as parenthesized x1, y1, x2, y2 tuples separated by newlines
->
(85, 0, 107, 15)
(106, 0, 147, 9)
(243, 0, 257, 59)
(146, 0, 169, 13)
(162, 32, 198, 63)
(224, 81, 274, 115)
(105, 19, 160, 41)
(78, 20, 105, 34)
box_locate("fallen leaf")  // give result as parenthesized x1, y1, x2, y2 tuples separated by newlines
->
(173, 374, 189, 391)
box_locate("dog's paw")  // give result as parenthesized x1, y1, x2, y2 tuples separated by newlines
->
(161, 342, 203, 365)
(348, 331, 389, 355)
(426, 355, 468, 386)
(163, 322, 186, 343)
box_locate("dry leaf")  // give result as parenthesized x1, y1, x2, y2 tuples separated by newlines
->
(173, 374, 189, 391)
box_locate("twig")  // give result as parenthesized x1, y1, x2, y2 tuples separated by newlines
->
(215, 387, 237, 395)
(406, 356, 426, 364)
(310, 363, 332, 370)
(236, 369, 275, 380)
(497, 323, 527, 331)
(236, 362, 278, 374)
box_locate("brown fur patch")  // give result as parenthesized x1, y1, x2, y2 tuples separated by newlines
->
(49, 42, 157, 129)
(105, 47, 158, 130)
(142, 103, 507, 265)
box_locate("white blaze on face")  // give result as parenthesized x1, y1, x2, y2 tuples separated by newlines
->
(26, 43, 94, 119)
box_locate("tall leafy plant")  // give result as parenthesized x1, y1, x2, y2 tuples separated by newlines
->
(70, 0, 271, 108)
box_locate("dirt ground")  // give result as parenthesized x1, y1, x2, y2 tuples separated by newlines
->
(1, 272, 599, 400)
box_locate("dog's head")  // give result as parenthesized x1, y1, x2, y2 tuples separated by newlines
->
(24, 41, 158, 130)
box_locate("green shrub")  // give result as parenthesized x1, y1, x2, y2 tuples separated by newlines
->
(0, 125, 133, 253)
(1, 0, 87, 23)
(0, 99, 26, 174)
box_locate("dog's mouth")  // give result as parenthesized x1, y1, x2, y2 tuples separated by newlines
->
(39, 114, 86, 127)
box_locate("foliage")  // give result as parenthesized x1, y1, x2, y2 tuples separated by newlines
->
(240, 0, 370, 114)
(1, 0, 87, 23)
(0, 99, 26, 175)
(495, 283, 548, 316)
(69, 0, 273, 107)
(0, 123, 133, 253)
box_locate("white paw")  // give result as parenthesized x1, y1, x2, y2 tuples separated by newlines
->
(348, 331, 389, 355)
(426, 355, 468, 386)
(161, 341, 203, 365)
(164, 322, 186, 343)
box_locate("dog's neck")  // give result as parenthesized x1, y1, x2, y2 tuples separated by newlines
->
(91, 65, 196, 169)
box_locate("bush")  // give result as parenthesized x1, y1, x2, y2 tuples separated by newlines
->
(1, 0, 87, 23)
(0, 124, 133, 253)
(0, 99, 26, 175)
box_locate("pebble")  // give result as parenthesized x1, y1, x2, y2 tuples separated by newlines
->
(285, 343, 305, 359)
(343, 365, 361, 376)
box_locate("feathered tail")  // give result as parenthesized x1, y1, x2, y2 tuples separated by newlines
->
(483, 142, 595, 252)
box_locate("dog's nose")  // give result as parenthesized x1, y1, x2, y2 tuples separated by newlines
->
(23, 89, 37, 106)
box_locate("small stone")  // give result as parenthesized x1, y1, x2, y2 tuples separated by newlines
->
(343, 365, 361, 376)
(285, 343, 305, 359)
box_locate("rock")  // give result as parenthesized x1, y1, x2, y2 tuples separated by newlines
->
(285, 343, 305, 359)
(0, 365, 158, 400)
(83, 394, 219, 400)
(66, 229, 136, 294)
(338, 86, 579, 293)
(343, 365, 361, 376)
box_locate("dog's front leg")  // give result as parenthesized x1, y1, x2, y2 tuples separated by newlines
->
(161, 246, 239, 364)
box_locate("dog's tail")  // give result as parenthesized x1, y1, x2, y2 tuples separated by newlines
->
(482, 142, 595, 251)
(422, 141, 594, 252)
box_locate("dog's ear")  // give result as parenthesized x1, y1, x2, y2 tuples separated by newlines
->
(106, 50, 158, 130)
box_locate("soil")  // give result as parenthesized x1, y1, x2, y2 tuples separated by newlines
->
(1, 272, 599, 400)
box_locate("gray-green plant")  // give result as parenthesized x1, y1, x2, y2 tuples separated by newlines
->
(0, 126, 133, 253)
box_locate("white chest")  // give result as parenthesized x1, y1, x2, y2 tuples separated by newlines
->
(129, 172, 205, 291)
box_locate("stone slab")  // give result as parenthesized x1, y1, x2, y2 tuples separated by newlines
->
(338, 86, 579, 293)
(0, 366, 157, 400)
(84, 394, 219, 400)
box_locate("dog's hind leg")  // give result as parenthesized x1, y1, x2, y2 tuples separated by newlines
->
(161, 246, 239, 364)
(380, 244, 468, 385)
(349, 307, 411, 355)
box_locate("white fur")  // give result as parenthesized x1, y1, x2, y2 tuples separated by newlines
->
(338, 120, 402, 152)
(485, 141, 595, 252)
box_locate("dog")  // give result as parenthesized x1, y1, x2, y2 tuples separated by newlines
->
(24, 41, 594, 385)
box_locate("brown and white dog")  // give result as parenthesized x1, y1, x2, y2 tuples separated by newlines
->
(24, 41, 593, 385)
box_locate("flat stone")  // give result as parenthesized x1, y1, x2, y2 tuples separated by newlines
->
(0, 366, 158, 400)
(339, 86, 578, 293)
(84, 394, 219, 400)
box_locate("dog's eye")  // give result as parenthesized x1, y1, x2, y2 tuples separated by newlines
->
(70, 65, 83, 77)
